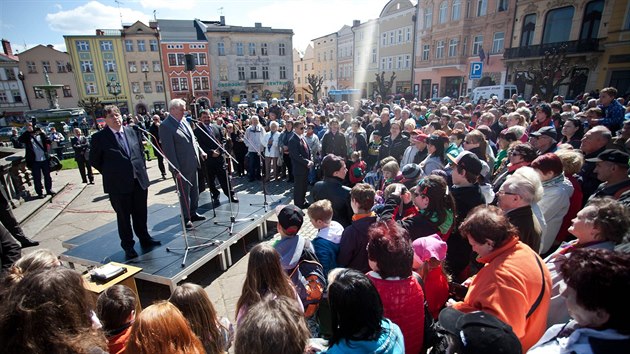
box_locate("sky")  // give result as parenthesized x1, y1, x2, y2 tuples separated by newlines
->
(0, 0, 388, 54)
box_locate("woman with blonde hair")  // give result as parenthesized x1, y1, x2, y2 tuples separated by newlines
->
(125, 301, 205, 354)
(169, 283, 233, 354)
(2, 248, 60, 289)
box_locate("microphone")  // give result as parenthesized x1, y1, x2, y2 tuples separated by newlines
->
(188, 118, 201, 123)
(131, 125, 151, 134)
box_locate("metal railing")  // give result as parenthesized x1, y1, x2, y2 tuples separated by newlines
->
(503, 39, 600, 59)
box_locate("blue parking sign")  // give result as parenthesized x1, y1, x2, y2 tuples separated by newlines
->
(470, 62, 483, 79)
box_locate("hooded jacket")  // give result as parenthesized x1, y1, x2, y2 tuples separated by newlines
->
(322, 319, 405, 354)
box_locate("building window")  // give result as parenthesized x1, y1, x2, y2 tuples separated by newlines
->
(156, 81, 164, 93)
(27, 61, 37, 73)
(202, 77, 209, 90)
(387, 57, 393, 69)
(262, 66, 269, 80)
(193, 77, 201, 90)
(128, 61, 137, 72)
(42, 61, 51, 73)
(57, 61, 67, 73)
(85, 82, 97, 94)
(0, 92, 6, 103)
(171, 78, 180, 91)
(104, 60, 116, 72)
(381, 58, 386, 70)
(131, 82, 141, 94)
(381, 33, 387, 46)
(168, 54, 177, 66)
(422, 45, 430, 60)
(193, 53, 207, 65)
(279, 43, 286, 56)
(472, 35, 483, 55)
(179, 78, 188, 91)
(580, 0, 604, 41)
(372, 48, 377, 63)
(144, 82, 152, 93)
(424, 8, 433, 29)
(260, 43, 268, 56)
(137, 40, 146, 52)
(219, 66, 228, 81)
(397, 29, 403, 43)
(280, 66, 287, 80)
(542, 6, 575, 44)
(11, 91, 21, 103)
(249, 43, 256, 56)
(329, 69, 333, 80)
(153, 61, 161, 72)
(397, 56, 403, 69)
(296, 64, 300, 72)
(520, 14, 536, 47)
(176, 54, 185, 66)
(6, 69, 16, 80)
(439, 1, 448, 24)
(448, 39, 458, 57)
(34, 87, 45, 99)
(406, 27, 411, 42)
(477, 0, 487, 16)
(238, 66, 245, 80)
(497, 0, 508, 12)
(63, 85, 72, 97)
(150, 40, 158, 51)
(250, 67, 257, 79)
(436, 40, 445, 58)
(389, 31, 394, 45)
(76, 41, 89, 51)
(452, 0, 461, 20)
(297, 77, 301, 84)
(140, 61, 149, 72)
(80, 60, 93, 73)
(218, 42, 225, 56)
(100, 40, 113, 51)
(492, 32, 504, 53)
(463, 36, 468, 55)
(125, 40, 133, 52)
(236, 42, 244, 56)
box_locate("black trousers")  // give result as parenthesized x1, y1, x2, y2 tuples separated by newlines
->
(283, 153, 293, 180)
(206, 158, 232, 199)
(0, 185, 27, 241)
(109, 179, 151, 251)
(293, 174, 308, 207)
(76, 157, 93, 183)
(154, 146, 166, 175)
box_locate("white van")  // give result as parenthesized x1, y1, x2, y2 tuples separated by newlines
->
(470, 85, 518, 103)
(251, 100, 268, 109)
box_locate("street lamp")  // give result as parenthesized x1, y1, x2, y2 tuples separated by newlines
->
(106, 77, 121, 106)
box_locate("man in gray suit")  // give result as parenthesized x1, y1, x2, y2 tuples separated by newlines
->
(159, 99, 207, 229)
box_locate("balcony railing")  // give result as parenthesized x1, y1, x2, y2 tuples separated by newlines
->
(503, 39, 601, 60)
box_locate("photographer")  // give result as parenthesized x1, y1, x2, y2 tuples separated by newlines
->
(18, 123, 55, 198)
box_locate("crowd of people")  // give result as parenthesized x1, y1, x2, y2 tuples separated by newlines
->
(1, 87, 630, 353)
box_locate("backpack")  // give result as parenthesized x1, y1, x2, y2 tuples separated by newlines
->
(289, 238, 326, 318)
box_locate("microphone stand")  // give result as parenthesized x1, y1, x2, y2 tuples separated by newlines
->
(133, 125, 221, 267)
(242, 131, 273, 212)
(191, 119, 254, 235)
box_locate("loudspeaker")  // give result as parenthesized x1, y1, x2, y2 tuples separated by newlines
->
(184, 54, 195, 72)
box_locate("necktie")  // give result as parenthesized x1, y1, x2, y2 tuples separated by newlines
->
(301, 137, 309, 154)
(116, 132, 129, 156)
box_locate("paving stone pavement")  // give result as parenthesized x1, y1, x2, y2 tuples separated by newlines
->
(19, 157, 319, 324)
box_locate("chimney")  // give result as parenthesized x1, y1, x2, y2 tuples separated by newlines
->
(220, 16, 225, 26)
(47, 44, 54, 49)
(255, 22, 262, 28)
(1, 39, 12, 56)
(353, 20, 360, 27)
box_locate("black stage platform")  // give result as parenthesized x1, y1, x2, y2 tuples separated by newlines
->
(60, 193, 284, 290)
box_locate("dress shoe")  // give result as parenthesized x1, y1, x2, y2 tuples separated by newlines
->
(140, 238, 161, 248)
(212, 198, 221, 207)
(230, 196, 239, 203)
(299, 202, 310, 209)
(190, 213, 206, 222)
(89, 181, 95, 185)
(17, 236, 39, 248)
(46, 190, 57, 196)
(125, 249, 139, 259)
(161, 174, 167, 179)
(185, 221, 194, 229)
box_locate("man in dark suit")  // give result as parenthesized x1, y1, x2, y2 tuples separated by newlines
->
(159, 99, 207, 229)
(18, 123, 55, 198)
(288, 121, 313, 209)
(90, 105, 160, 259)
(148, 114, 166, 179)
(70, 128, 94, 184)
(194, 110, 238, 207)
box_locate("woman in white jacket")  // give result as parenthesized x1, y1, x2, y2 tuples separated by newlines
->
(263, 121, 281, 182)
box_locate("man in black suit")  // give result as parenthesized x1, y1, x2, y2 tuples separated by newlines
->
(90, 105, 160, 259)
(148, 115, 166, 179)
(288, 121, 313, 209)
(194, 110, 238, 207)
(18, 123, 55, 198)
(70, 128, 94, 184)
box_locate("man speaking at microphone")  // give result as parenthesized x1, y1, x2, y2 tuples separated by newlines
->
(160, 99, 207, 229)
(194, 110, 238, 207)
(90, 105, 161, 259)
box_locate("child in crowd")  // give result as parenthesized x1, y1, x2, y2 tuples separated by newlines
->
(307, 200, 344, 277)
(366, 130, 382, 170)
(412, 235, 450, 320)
(96, 285, 137, 354)
(380, 160, 403, 192)
(348, 151, 367, 186)
(376, 183, 418, 221)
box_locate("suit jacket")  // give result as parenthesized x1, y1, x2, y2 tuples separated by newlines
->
(71, 135, 89, 161)
(159, 115, 202, 176)
(18, 131, 51, 168)
(194, 123, 225, 167)
(89, 126, 149, 194)
(288, 133, 311, 176)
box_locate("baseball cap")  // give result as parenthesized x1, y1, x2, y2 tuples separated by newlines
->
(412, 234, 447, 262)
(585, 149, 630, 165)
(275, 205, 304, 235)
(447, 151, 482, 176)
(412, 132, 429, 143)
(438, 308, 522, 354)
(402, 163, 422, 180)
(529, 126, 557, 140)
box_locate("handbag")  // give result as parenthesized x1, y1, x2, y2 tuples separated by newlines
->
(49, 155, 62, 172)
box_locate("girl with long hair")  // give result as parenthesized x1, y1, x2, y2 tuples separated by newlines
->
(420, 130, 449, 175)
(414, 175, 456, 239)
(169, 283, 234, 354)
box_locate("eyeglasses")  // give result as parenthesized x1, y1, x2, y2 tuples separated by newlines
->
(497, 190, 517, 196)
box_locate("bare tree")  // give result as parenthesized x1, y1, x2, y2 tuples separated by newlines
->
(77, 97, 102, 121)
(304, 74, 324, 104)
(374, 71, 396, 99)
(517, 44, 577, 102)
(281, 81, 296, 99)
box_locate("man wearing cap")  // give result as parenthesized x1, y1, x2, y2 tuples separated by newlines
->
(577, 126, 612, 205)
(529, 126, 557, 155)
(588, 149, 630, 207)
(400, 130, 428, 167)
